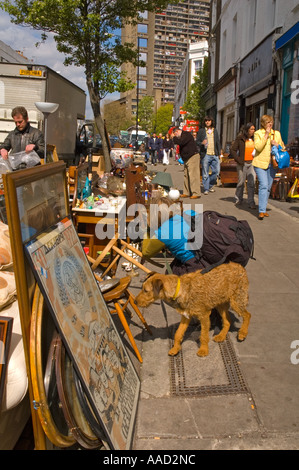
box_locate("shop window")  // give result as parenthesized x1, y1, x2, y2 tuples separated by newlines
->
(226, 114, 235, 144)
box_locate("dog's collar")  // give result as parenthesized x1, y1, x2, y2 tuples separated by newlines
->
(172, 278, 181, 300)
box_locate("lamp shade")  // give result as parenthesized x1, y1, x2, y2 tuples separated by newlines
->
(35, 102, 59, 114)
(151, 172, 173, 189)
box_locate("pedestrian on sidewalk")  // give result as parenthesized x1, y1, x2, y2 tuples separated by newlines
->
(196, 116, 221, 195)
(158, 133, 164, 163)
(162, 133, 174, 165)
(252, 115, 284, 220)
(170, 127, 201, 199)
(148, 132, 161, 165)
(230, 123, 256, 209)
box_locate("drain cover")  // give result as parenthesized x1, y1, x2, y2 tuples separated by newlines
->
(170, 324, 248, 397)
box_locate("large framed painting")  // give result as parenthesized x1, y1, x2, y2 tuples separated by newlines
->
(3, 162, 70, 449)
(25, 216, 140, 450)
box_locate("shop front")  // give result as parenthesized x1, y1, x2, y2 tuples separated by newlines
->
(275, 21, 299, 145)
(239, 33, 275, 130)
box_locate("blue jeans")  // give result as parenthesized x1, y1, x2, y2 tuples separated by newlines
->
(202, 154, 219, 192)
(150, 149, 158, 164)
(254, 165, 276, 213)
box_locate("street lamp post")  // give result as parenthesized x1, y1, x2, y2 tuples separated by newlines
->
(35, 102, 59, 163)
(135, 36, 140, 150)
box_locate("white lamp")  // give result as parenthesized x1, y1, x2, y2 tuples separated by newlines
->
(35, 102, 59, 162)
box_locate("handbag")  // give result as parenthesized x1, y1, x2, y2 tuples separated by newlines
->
(271, 145, 290, 169)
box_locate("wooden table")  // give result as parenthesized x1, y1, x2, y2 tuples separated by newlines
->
(72, 196, 127, 257)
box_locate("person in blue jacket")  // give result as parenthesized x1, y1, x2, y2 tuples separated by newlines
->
(142, 196, 205, 275)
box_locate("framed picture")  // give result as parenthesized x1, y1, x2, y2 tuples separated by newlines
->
(25, 216, 140, 450)
(0, 316, 13, 409)
(3, 161, 69, 448)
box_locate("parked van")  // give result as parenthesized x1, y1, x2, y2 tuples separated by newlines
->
(128, 130, 147, 149)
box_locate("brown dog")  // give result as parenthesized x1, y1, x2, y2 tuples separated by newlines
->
(135, 262, 251, 357)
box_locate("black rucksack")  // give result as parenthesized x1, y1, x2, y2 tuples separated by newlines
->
(186, 210, 255, 274)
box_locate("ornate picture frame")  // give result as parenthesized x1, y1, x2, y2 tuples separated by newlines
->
(3, 162, 70, 448)
(0, 316, 13, 409)
(25, 216, 140, 450)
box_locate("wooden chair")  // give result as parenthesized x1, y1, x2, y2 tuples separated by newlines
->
(78, 234, 152, 363)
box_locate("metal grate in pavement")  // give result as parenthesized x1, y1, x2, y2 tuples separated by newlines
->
(170, 325, 249, 397)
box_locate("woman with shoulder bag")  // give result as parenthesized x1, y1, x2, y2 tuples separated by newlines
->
(252, 115, 284, 220)
(230, 123, 256, 209)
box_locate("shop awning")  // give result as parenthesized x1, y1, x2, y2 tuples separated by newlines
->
(276, 22, 299, 50)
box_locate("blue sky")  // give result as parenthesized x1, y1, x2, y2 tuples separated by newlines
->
(0, 11, 119, 119)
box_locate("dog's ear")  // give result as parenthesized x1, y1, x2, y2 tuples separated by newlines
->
(152, 277, 164, 298)
(144, 271, 157, 281)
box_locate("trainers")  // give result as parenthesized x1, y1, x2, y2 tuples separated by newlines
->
(204, 190, 209, 195)
(209, 188, 215, 193)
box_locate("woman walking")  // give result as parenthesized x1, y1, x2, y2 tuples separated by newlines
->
(253, 115, 284, 220)
(230, 123, 256, 209)
(162, 133, 174, 165)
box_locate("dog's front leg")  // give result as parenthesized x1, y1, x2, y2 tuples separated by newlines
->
(197, 313, 210, 357)
(168, 316, 191, 356)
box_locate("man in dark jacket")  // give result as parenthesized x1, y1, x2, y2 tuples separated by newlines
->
(0, 106, 45, 160)
(170, 127, 201, 198)
(148, 132, 162, 165)
(196, 116, 221, 195)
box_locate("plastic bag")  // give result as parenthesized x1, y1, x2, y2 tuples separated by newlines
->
(8, 150, 40, 170)
(271, 145, 290, 169)
(178, 157, 184, 165)
(0, 157, 13, 174)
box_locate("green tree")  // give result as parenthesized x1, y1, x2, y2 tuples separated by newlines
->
(154, 103, 173, 135)
(182, 56, 209, 124)
(0, 0, 174, 170)
(138, 96, 154, 132)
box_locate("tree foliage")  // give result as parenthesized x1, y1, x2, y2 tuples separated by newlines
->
(154, 103, 174, 135)
(103, 99, 134, 135)
(182, 56, 209, 124)
(0, 0, 174, 168)
(137, 96, 154, 132)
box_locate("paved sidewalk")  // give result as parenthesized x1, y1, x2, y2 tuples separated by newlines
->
(122, 158, 299, 450)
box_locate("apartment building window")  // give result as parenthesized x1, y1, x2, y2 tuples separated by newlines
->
(140, 52, 147, 63)
(139, 66, 147, 76)
(194, 59, 203, 73)
(139, 38, 147, 48)
(249, 0, 257, 47)
(139, 11, 148, 20)
(232, 14, 237, 63)
(138, 24, 148, 34)
(221, 30, 227, 73)
(138, 80, 147, 90)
